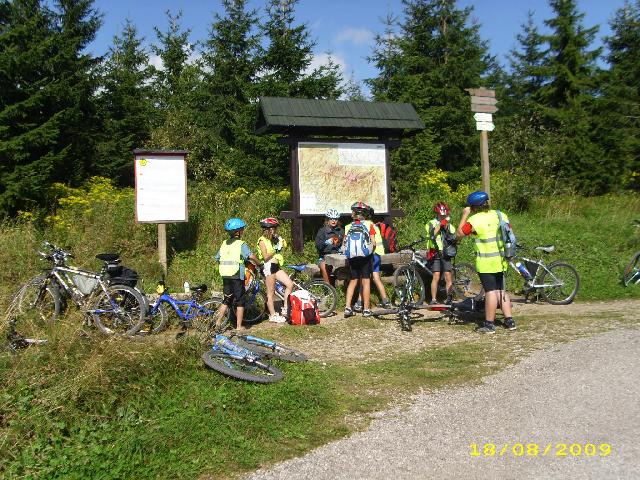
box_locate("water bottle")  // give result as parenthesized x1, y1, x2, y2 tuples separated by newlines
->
(275, 281, 285, 296)
(515, 262, 532, 280)
(216, 335, 242, 354)
(183, 281, 190, 294)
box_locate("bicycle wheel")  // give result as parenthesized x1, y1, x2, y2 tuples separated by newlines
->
(189, 299, 222, 341)
(237, 290, 267, 325)
(202, 351, 284, 383)
(139, 302, 169, 335)
(622, 251, 640, 286)
(452, 263, 484, 299)
(91, 284, 146, 335)
(540, 262, 580, 305)
(5, 317, 49, 353)
(303, 279, 337, 317)
(14, 275, 62, 323)
(235, 335, 308, 362)
(393, 266, 425, 305)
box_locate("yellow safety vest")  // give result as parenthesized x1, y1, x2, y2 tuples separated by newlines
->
(218, 239, 244, 277)
(467, 210, 508, 273)
(345, 220, 383, 255)
(256, 236, 275, 262)
(425, 218, 456, 252)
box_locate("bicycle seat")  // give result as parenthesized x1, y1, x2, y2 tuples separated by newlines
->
(534, 245, 555, 253)
(192, 284, 208, 294)
(285, 264, 307, 272)
(96, 253, 120, 262)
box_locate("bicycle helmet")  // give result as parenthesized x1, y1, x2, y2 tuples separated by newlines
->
(259, 217, 280, 229)
(325, 208, 340, 220)
(350, 201, 370, 213)
(434, 202, 450, 216)
(466, 191, 489, 206)
(224, 217, 246, 231)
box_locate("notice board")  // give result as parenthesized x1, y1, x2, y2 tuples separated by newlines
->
(134, 151, 188, 223)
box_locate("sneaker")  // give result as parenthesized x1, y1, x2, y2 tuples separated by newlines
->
(362, 309, 373, 317)
(445, 295, 453, 305)
(429, 299, 438, 305)
(344, 308, 354, 318)
(504, 318, 517, 331)
(353, 301, 363, 312)
(380, 299, 392, 308)
(477, 322, 496, 334)
(269, 314, 286, 324)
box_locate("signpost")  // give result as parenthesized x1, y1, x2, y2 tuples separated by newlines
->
(466, 88, 498, 197)
(134, 149, 188, 274)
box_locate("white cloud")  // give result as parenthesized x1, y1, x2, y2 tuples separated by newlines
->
(149, 54, 164, 70)
(335, 27, 374, 46)
(307, 52, 348, 77)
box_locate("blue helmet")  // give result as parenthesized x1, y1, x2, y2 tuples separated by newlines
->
(224, 218, 246, 232)
(466, 191, 489, 206)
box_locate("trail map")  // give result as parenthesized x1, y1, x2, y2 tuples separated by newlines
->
(297, 142, 388, 215)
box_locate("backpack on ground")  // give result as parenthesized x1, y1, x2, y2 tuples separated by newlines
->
(375, 221, 398, 253)
(287, 290, 320, 325)
(344, 222, 372, 258)
(496, 210, 517, 259)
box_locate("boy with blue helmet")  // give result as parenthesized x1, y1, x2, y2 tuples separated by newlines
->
(214, 218, 259, 330)
(457, 191, 516, 334)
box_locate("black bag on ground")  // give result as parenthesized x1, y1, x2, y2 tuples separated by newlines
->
(107, 264, 139, 287)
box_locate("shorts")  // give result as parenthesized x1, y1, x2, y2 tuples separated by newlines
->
(262, 261, 281, 276)
(222, 278, 246, 307)
(348, 255, 373, 279)
(478, 272, 506, 292)
(432, 256, 453, 273)
(372, 253, 382, 273)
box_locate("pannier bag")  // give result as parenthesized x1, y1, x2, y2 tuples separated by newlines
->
(107, 265, 139, 288)
(496, 210, 517, 259)
(72, 275, 99, 295)
(344, 222, 372, 258)
(287, 290, 320, 325)
(376, 221, 399, 253)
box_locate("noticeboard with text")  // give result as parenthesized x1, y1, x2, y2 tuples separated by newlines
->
(134, 153, 188, 223)
(297, 142, 389, 215)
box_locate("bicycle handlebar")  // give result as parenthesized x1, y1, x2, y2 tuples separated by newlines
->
(397, 236, 426, 252)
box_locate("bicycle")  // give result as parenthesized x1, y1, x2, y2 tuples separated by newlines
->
(145, 281, 219, 339)
(373, 283, 423, 332)
(4, 317, 48, 354)
(622, 220, 640, 287)
(202, 333, 285, 383)
(392, 237, 483, 305)
(509, 244, 580, 304)
(217, 263, 338, 327)
(11, 241, 147, 336)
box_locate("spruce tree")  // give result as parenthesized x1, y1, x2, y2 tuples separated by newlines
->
(95, 20, 154, 185)
(0, 0, 101, 214)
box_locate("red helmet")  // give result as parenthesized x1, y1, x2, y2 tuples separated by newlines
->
(259, 217, 279, 228)
(351, 201, 370, 213)
(434, 202, 450, 216)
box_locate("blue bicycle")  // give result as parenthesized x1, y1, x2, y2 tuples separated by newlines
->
(144, 281, 221, 339)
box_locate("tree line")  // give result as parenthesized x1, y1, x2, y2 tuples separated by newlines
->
(1, 0, 638, 216)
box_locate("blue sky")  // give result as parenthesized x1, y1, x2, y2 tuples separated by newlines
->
(89, 0, 628, 92)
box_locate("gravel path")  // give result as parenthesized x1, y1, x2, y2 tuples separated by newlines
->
(246, 327, 640, 479)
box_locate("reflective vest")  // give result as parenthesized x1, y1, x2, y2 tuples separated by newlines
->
(425, 218, 456, 252)
(467, 210, 508, 273)
(218, 239, 244, 277)
(256, 236, 275, 262)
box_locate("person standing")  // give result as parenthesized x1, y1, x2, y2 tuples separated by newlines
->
(426, 202, 456, 304)
(457, 191, 516, 334)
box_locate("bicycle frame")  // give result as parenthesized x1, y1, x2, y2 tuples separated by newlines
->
(508, 256, 562, 291)
(46, 265, 106, 305)
(149, 292, 215, 323)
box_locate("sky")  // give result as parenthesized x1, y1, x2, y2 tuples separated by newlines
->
(88, 0, 628, 94)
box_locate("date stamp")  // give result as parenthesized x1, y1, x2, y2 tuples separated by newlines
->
(470, 443, 612, 458)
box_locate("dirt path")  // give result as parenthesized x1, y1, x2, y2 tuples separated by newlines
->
(248, 299, 640, 365)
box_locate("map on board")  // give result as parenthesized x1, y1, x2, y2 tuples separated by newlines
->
(297, 142, 388, 215)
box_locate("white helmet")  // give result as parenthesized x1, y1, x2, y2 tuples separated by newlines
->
(325, 208, 340, 219)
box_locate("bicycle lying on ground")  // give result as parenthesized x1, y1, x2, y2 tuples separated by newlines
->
(622, 220, 640, 287)
(3, 317, 48, 354)
(508, 244, 580, 305)
(11, 241, 147, 336)
(202, 333, 307, 383)
(145, 281, 219, 339)
(220, 264, 338, 326)
(393, 237, 483, 305)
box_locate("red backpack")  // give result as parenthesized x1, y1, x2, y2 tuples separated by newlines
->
(287, 290, 320, 325)
(376, 221, 398, 253)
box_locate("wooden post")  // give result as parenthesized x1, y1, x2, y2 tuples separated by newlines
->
(158, 223, 167, 275)
(480, 130, 490, 198)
